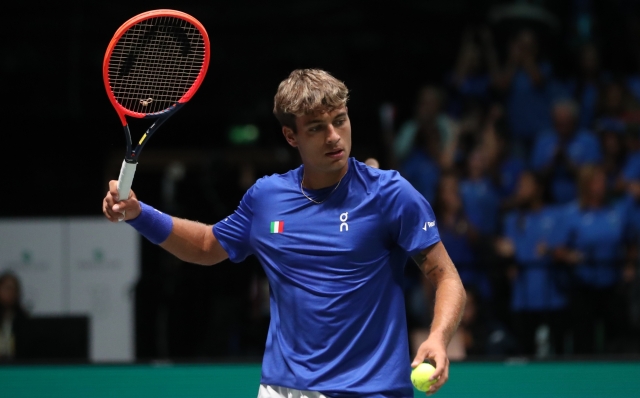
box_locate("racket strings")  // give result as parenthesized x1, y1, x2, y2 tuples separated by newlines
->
(108, 16, 206, 115)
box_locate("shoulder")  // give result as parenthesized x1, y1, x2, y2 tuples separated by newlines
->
(352, 159, 406, 190)
(244, 167, 300, 199)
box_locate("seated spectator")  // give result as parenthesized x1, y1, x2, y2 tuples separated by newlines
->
(459, 146, 501, 236)
(554, 165, 637, 354)
(494, 29, 557, 153)
(433, 172, 491, 300)
(0, 272, 28, 361)
(495, 172, 568, 356)
(531, 99, 602, 203)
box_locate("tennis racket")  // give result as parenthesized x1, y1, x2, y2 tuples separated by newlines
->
(103, 9, 210, 207)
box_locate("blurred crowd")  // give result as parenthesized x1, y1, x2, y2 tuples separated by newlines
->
(393, 26, 640, 359)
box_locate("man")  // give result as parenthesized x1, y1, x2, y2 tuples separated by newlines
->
(531, 99, 601, 204)
(103, 69, 466, 397)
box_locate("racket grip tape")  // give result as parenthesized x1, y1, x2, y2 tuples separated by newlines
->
(117, 160, 137, 202)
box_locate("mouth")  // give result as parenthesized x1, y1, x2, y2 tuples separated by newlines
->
(325, 148, 344, 159)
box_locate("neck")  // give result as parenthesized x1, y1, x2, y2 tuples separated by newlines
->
(302, 163, 349, 190)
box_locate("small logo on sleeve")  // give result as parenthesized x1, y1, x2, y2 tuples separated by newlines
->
(423, 221, 436, 231)
(270, 221, 284, 234)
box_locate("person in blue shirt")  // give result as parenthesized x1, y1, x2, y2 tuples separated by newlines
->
(459, 147, 501, 237)
(553, 165, 636, 354)
(531, 99, 602, 203)
(432, 173, 490, 301)
(102, 69, 466, 398)
(495, 171, 568, 356)
(493, 29, 557, 154)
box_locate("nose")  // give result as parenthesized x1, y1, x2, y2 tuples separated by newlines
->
(326, 124, 340, 145)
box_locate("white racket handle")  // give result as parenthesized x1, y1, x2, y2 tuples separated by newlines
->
(117, 160, 137, 203)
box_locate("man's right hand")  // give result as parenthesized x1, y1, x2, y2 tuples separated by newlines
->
(102, 180, 142, 222)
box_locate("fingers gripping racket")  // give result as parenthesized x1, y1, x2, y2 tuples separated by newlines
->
(103, 9, 210, 207)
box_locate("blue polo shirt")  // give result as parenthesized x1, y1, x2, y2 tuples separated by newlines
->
(213, 158, 441, 397)
(399, 149, 440, 204)
(531, 130, 602, 203)
(555, 200, 633, 288)
(503, 206, 567, 311)
(506, 62, 555, 140)
(459, 177, 501, 235)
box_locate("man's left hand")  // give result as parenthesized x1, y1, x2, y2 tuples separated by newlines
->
(411, 334, 450, 395)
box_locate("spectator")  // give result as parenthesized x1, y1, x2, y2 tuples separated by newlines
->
(459, 146, 501, 236)
(494, 29, 557, 153)
(596, 79, 640, 124)
(566, 43, 609, 129)
(554, 165, 637, 354)
(531, 99, 602, 203)
(496, 172, 568, 356)
(433, 172, 490, 300)
(447, 27, 499, 117)
(595, 118, 628, 196)
(479, 104, 526, 205)
(0, 272, 28, 361)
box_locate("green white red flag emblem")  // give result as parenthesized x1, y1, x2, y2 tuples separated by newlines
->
(270, 221, 284, 233)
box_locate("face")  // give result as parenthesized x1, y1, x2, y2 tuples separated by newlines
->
(467, 149, 486, 178)
(602, 131, 621, 155)
(553, 105, 576, 136)
(282, 106, 351, 175)
(515, 173, 537, 203)
(604, 84, 624, 113)
(580, 45, 599, 74)
(0, 277, 18, 309)
(416, 88, 441, 121)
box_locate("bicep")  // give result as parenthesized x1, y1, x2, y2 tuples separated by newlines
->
(413, 241, 460, 286)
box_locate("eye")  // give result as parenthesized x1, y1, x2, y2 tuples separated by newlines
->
(334, 119, 345, 126)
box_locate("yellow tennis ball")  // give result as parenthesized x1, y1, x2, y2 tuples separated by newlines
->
(411, 363, 437, 392)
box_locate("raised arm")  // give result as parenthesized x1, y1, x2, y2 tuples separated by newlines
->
(411, 241, 466, 395)
(102, 180, 229, 266)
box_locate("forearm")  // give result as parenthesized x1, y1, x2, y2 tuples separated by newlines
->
(418, 242, 467, 346)
(160, 218, 225, 265)
(429, 276, 466, 345)
(126, 202, 228, 266)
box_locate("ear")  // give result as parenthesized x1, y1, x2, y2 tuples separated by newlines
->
(282, 127, 298, 148)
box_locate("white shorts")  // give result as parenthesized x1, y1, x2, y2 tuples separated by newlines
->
(257, 384, 327, 398)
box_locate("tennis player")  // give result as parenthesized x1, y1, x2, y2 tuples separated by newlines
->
(103, 69, 466, 397)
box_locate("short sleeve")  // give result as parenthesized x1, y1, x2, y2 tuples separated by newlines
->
(212, 184, 256, 263)
(381, 172, 441, 256)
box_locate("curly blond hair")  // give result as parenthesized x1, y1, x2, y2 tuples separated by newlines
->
(273, 69, 349, 131)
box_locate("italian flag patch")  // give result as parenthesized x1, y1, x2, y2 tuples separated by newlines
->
(270, 221, 284, 234)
